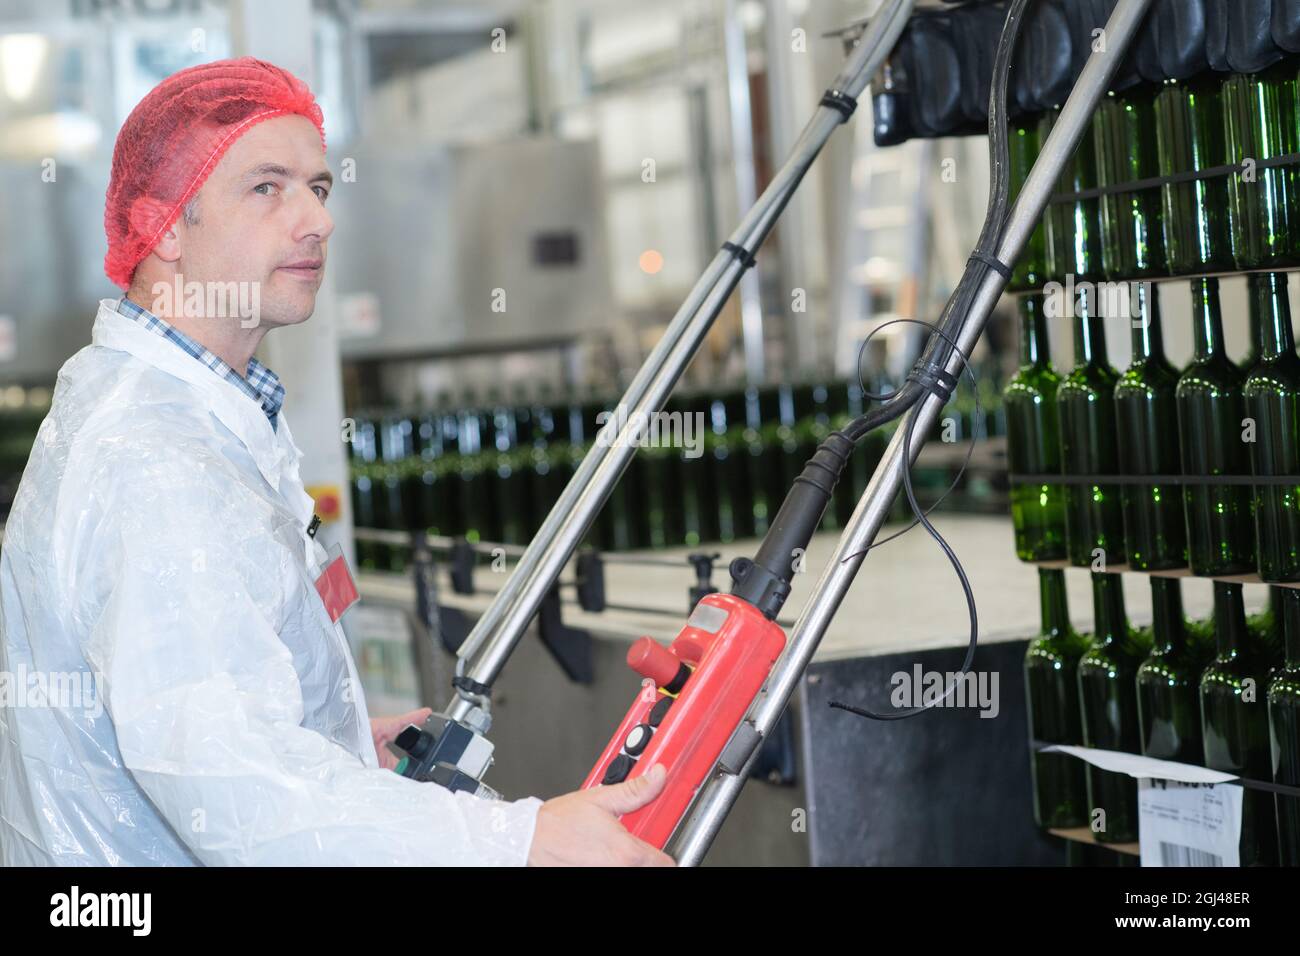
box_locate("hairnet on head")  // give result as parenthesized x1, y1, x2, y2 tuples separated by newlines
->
(103, 56, 326, 290)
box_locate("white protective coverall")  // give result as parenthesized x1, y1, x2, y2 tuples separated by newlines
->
(0, 299, 541, 865)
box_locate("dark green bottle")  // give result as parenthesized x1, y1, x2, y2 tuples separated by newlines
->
(1094, 86, 1166, 280)
(1009, 118, 1048, 291)
(1041, 108, 1105, 282)
(1268, 586, 1300, 866)
(1177, 278, 1255, 576)
(1224, 64, 1300, 270)
(1114, 282, 1186, 570)
(1078, 571, 1149, 843)
(1200, 582, 1279, 866)
(742, 386, 772, 539)
(1024, 569, 1091, 828)
(1137, 577, 1213, 763)
(1154, 74, 1234, 275)
(1057, 286, 1126, 567)
(1005, 294, 1066, 561)
(1243, 272, 1300, 583)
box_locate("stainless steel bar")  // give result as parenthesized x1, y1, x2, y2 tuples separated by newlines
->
(445, 0, 916, 720)
(667, 0, 1157, 866)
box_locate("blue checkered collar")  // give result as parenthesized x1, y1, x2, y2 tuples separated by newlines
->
(116, 296, 285, 431)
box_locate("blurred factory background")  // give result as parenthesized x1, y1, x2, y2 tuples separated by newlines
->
(4, 0, 1283, 868)
(0, 0, 1000, 526)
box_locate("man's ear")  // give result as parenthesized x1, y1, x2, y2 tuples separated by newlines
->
(126, 195, 185, 264)
(152, 219, 183, 264)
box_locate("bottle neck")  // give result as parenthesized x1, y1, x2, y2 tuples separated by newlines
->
(1192, 278, 1227, 362)
(1130, 282, 1165, 362)
(1091, 572, 1129, 645)
(1149, 577, 1186, 655)
(1019, 295, 1049, 367)
(1249, 271, 1295, 360)
(1282, 588, 1300, 667)
(1073, 289, 1107, 366)
(1039, 569, 1071, 638)
(1213, 582, 1248, 659)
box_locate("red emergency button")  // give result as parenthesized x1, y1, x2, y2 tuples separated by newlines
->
(627, 637, 690, 692)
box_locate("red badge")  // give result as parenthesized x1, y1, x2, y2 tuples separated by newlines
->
(314, 542, 360, 623)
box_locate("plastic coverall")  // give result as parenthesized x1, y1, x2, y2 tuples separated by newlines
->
(0, 300, 541, 865)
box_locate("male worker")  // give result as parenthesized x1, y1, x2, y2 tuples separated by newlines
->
(0, 57, 672, 867)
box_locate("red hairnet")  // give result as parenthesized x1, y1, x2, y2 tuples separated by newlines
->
(104, 56, 326, 290)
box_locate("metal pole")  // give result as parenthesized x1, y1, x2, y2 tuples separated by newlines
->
(445, 0, 916, 721)
(667, 0, 1156, 866)
(722, 0, 767, 384)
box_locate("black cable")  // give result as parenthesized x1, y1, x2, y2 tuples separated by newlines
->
(847, 318, 981, 553)
(830, 320, 980, 720)
(829, 0, 1031, 721)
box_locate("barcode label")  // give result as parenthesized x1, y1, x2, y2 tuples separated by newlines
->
(1139, 779, 1242, 868)
(1158, 842, 1223, 867)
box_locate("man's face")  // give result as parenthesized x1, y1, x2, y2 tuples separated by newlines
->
(173, 114, 333, 328)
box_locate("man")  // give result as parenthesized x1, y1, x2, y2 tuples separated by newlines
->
(0, 57, 672, 866)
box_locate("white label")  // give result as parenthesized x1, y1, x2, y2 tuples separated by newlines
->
(1138, 779, 1242, 868)
(687, 602, 729, 634)
(1042, 745, 1238, 785)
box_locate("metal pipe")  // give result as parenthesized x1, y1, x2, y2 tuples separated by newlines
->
(667, 0, 1156, 866)
(723, 0, 767, 383)
(445, 0, 916, 720)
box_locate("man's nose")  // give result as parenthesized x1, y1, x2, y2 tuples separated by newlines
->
(292, 189, 334, 244)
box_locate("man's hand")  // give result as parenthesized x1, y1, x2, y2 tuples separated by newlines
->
(370, 707, 432, 770)
(528, 764, 676, 867)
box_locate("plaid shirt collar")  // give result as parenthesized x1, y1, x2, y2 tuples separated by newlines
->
(116, 296, 285, 431)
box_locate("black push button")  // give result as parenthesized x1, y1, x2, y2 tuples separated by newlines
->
(602, 753, 636, 785)
(648, 696, 672, 728)
(624, 724, 652, 756)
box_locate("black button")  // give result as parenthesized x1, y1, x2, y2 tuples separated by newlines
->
(602, 753, 636, 785)
(624, 724, 652, 756)
(648, 696, 672, 728)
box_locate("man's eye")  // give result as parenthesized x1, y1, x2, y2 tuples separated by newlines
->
(253, 182, 277, 196)
(313, 186, 329, 202)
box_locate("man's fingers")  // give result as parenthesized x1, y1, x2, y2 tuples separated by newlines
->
(589, 763, 668, 815)
(629, 838, 676, 867)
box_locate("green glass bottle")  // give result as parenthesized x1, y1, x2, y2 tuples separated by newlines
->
(1268, 586, 1300, 866)
(350, 463, 379, 571)
(1094, 86, 1166, 280)
(350, 417, 381, 569)
(1114, 282, 1186, 570)
(1200, 582, 1279, 866)
(1243, 272, 1300, 583)
(1177, 278, 1255, 576)
(1224, 64, 1300, 270)
(762, 384, 803, 525)
(1009, 119, 1049, 292)
(1137, 578, 1214, 763)
(1024, 569, 1091, 828)
(1154, 74, 1234, 275)
(1057, 286, 1126, 567)
(1078, 571, 1149, 843)
(1041, 107, 1105, 282)
(742, 386, 771, 539)
(1005, 294, 1067, 561)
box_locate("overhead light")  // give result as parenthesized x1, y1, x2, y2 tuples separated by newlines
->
(1, 33, 49, 103)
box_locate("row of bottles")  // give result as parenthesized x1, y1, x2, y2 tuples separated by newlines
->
(1008, 60, 1300, 288)
(1025, 569, 1300, 866)
(1006, 273, 1300, 582)
(348, 377, 1008, 570)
